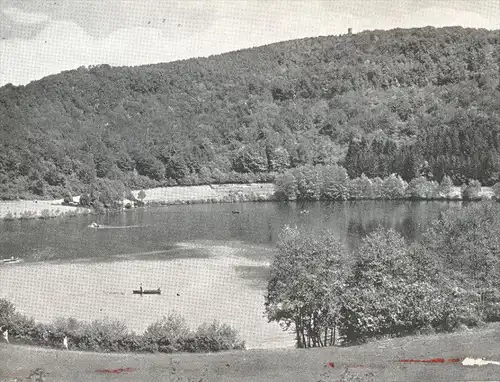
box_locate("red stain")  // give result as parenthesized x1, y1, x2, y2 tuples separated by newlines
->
(95, 367, 134, 374)
(398, 358, 462, 364)
(325, 358, 462, 369)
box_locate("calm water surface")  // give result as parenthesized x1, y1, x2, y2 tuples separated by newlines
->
(0, 201, 463, 262)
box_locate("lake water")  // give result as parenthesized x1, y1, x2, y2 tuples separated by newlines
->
(0, 200, 463, 262)
(0, 200, 464, 349)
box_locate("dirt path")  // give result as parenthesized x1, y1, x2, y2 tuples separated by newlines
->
(2, 323, 500, 381)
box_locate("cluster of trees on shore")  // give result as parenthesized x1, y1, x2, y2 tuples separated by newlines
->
(266, 203, 500, 347)
(0, 26, 498, 200)
(0, 301, 244, 353)
(275, 163, 489, 201)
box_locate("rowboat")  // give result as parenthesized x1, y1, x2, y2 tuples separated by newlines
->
(1, 257, 21, 264)
(133, 288, 161, 295)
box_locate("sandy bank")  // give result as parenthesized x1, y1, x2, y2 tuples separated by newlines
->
(0, 241, 294, 350)
(0, 199, 92, 220)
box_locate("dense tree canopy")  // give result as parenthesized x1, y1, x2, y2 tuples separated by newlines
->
(0, 26, 498, 199)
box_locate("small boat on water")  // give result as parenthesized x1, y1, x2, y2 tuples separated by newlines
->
(299, 210, 310, 215)
(1, 257, 22, 264)
(89, 222, 101, 228)
(133, 288, 161, 295)
(232, 210, 240, 214)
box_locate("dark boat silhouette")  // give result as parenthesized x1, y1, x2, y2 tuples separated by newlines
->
(232, 210, 240, 214)
(133, 288, 161, 295)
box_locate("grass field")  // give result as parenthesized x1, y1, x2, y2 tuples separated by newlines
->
(2, 323, 500, 381)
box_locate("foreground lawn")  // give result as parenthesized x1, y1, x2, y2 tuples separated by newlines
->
(2, 323, 500, 381)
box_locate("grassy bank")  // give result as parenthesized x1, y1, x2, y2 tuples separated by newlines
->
(2, 323, 500, 381)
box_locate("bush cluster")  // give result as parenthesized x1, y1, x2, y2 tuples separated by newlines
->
(275, 165, 486, 201)
(266, 202, 500, 347)
(0, 306, 245, 354)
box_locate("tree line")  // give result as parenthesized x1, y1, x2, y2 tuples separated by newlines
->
(275, 163, 490, 201)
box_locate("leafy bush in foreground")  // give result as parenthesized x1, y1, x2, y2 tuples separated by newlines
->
(338, 229, 452, 344)
(265, 226, 351, 348)
(268, 203, 500, 347)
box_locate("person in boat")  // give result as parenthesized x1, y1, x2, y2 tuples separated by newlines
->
(140, 283, 143, 294)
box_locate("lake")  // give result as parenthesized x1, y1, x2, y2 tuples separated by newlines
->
(0, 200, 463, 262)
(0, 200, 464, 349)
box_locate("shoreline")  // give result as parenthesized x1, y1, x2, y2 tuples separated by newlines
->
(0, 183, 278, 220)
(0, 183, 495, 221)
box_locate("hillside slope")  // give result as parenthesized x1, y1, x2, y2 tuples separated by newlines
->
(0, 26, 499, 200)
(2, 323, 500, 381)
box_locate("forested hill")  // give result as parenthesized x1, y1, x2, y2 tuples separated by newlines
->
(0, 26, 499, 200)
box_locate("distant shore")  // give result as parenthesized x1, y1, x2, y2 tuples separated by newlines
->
(0, 183, 278, 220)
(0, 183, 495, 221)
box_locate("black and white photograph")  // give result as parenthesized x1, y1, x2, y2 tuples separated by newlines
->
(0, 1, 499, 380)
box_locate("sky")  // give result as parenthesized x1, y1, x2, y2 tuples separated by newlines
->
(0, 0, 499, 87)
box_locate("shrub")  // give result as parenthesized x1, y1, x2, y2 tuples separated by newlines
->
(77, 319, 130, 352)
(381, 174, 407, 199)
(439, 175, 454, 197)
(338, 228, 451, 344)
(423, 203, 500, 290)
(422, 203, 500, 326)
(62, 190, 73, 204)
(0, 300, 244, 354)
(40, 209, 51, 219)
(3, 211, 14, 220)
(137, 189, 146, 201)
(462, 180, 482, 200)
(274, 171, 297, 201)
(79, 193, 91, 207)
(294, 165, 322, 200)
(7, 313, 39, 344)
(349, 174, 372, 199)
(143, 314, 191, 353)
(406, 177, 439, 200)
(321, 165, 350, 200)
(0, 298, 15, 325)
(185, 321, 245, 352)
(371, 177, 384, 199)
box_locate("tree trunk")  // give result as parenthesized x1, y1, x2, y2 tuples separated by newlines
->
(295, 319, 302, 348)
